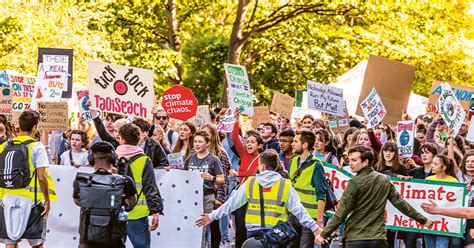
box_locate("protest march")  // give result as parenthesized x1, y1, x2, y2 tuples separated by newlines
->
(0, 48, 472, 248)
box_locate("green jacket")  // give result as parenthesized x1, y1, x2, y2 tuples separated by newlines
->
(320, 167, 427, 241)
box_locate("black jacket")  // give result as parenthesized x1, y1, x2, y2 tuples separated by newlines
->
(263, 138, 280, 153)
(144, 138, 169, 168)
(408, 166, 433, 179)
(93, 116, 120, 148)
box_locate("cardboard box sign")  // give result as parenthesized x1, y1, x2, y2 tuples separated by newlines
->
(427, 81, 474, 120)
(356, 55, 415, 125)
(270, 92, 295, 119)
(251, 106, 272, 129)
(37, 102, 68, 131)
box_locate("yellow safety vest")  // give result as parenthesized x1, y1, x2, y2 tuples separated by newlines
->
(0, 136, 57, 202)
(128, 155, 150, 220)
(245, 176, 291, 226)
(288, 156, 319, 219)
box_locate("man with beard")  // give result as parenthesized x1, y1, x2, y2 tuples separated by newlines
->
(288, 129, 326, 248)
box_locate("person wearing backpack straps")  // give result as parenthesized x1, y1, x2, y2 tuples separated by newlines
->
(0, 110, 57, 248)
(196, 150, 323, 247)
(288, 129, 327, 248)
(73, 141, 137, 248)
(116, 124, 163, 248)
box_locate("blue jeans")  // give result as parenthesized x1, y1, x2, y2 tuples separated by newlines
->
(424, 234, 449, 248)
(127, 217, 150, 248)
(220, 214, 230, 242)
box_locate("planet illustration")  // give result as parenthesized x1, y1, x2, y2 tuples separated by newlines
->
(399, 130, 410, 146)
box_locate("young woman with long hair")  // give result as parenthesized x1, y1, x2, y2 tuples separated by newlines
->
(374, 141, 408, 177)
(313, 129, 341, 169)
(171, 121, 196, 159)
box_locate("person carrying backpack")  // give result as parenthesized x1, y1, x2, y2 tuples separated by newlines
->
(73, 141, 137, 248)
(116, 124, 163, 248)
(0, 110, 57, 247)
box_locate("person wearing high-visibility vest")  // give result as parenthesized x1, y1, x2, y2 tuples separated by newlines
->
(288, 129, 327, 248)
(196, 150, 322, 247)
(0, 110, 57, 248)
(116, 123, 163, 248)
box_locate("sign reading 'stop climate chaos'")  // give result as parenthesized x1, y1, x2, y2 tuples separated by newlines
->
(161, 85, 198, 121)
(224, 63, 253, 115)
(88, 61, 154, 120)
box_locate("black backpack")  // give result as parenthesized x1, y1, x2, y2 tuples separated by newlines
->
(0, 140, 36, 189)
(76, 171, 127, 244)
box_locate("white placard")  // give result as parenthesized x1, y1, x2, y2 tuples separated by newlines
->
(307, 80, 345, 117)
(224, 63, 253, 115)
(437, 83, 466, 137)
(360, 87, 387, 128)
(397, 121, 414, 158)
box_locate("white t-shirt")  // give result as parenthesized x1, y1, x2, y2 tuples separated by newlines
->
(32, 142, 49, 169)
(60, 150, 89, 167)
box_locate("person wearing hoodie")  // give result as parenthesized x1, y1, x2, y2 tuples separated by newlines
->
(116, 123, 163, 248)
(196, 149, 322, 247)
(132, 118, 169, 168)
(259, 122, 280, 153)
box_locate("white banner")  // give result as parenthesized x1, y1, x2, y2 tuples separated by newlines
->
(323, 163, 467, 237)
(12, 166, 203, 247)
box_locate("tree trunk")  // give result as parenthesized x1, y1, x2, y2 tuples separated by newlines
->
(219, 0, 251, 107)
(165, 0, 183, 84)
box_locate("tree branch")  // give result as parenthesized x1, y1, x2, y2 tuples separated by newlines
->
(117, 16, 170, 43)
(245, 0, 259, 28)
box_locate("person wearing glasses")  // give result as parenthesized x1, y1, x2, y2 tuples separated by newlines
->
(153, 109, 178, 150)
(278, 130, 295, 171)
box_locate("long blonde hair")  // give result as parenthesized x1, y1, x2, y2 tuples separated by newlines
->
(172, 121, 196, 158)
(201, 123, 225, 158)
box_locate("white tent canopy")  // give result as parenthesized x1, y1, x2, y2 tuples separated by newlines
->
(330, 60, 429, 119)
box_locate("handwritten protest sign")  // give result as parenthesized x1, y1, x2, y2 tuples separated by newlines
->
(323, 163, 467, 237)
(37, 102, 68, 131)
(167, 153, 184, 170)
(190, 105, 211, 129)
(77, 90, 93, 123)
(397, 121, 414, 158)
(31, 63, 65, 110)
(307, 81, 345, 117)
(356, 55, 415, 125)
(224, 63, 253, 115)
(427, 81, 474, 121)
(270, 92, 295, 119)
(437, 83, 466, 137)
(360, 87, 386, 128)
(216, 110, 236, 133)
(38, 48, 73, 98)
(325, 101, 349, 134)
(89, 61, 155, 120)
(10, 73, 35, 112)
(251, 106, 271, 128)
(162, 85, 198, 121)
(0, 88, 13, 121)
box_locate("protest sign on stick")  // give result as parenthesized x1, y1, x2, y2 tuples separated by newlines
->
(437, 83, 466, 137)
(161, 85, 198, 121)
(216, 110, 236, 133)
(307, 80, 345, 117)
(89, 61, 155, 120)
(224, 63, 254, 115)
(360, 87, 387, 128)
(427, 81, 474, 121)
(397, 121, 414, 158)
(190, 105, 211, 129)
(77, 90, 93, 123)
(37, 102, 68, 131)
(270, 92, 295, 119)
(31, 63, 66, 110)
(38, 48, 73, 98)
(0, 88, 13, 121)
(356, 55, 415, 125)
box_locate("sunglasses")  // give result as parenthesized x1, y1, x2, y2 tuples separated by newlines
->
(156, 116, 168, 120)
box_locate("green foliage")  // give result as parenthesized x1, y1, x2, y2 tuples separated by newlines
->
(182, 35, 229, 104)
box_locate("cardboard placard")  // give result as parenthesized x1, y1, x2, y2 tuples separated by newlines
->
(397, 121, 414, 158)
(0, 88, 13, 121)
(161, 85, 198, 121)
(77, 90, 93, 123)
(360, 87, 387, 128)
(37, 102, 68, 131)
(324, 101, 349, 134)
(307, 80, 345, 117)
(167, 152, 184, 169)
(38, 48, 74, 98)
(270, 92, 295, 119)
(437, 83, 466, 137)
(190, 105, 211, 129)
(427, 81, 474, 120)
(356, 55, 415, 125)
(11, 74, 35, 112)
(251, 106, 271, 128)
(224, 63, 254, 115)
(88, 61, 155, 120)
